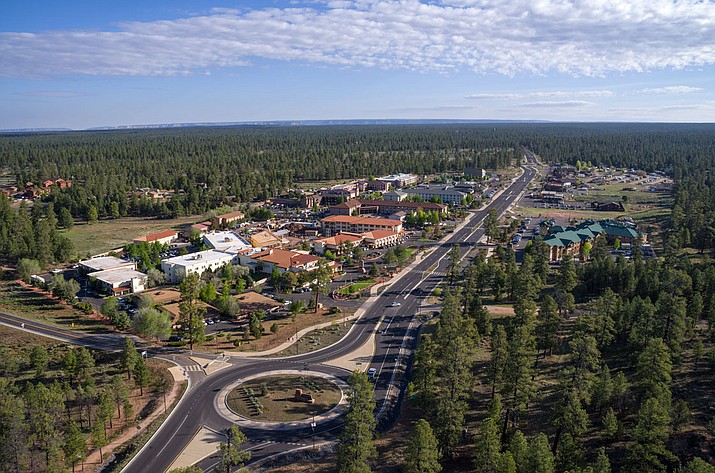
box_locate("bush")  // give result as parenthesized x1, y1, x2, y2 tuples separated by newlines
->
(73, 301, 94, 314)
(205, 335, 214, 342)
(166, 340, 188, 347)
(233, 340, 241, 347)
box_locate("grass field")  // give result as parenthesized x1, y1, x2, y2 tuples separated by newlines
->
(62, 215, 204, 257)
(226, 375, 342, 422)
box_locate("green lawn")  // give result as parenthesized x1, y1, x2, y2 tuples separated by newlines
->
(336, 279, 377, 295)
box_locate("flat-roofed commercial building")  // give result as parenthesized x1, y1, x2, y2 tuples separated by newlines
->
(203, 231, 252, 253)
(88, 268, 147, 296)
(78, 256, 135, 275)
(161, 250, 237, 283)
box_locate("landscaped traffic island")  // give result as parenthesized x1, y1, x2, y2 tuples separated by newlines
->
(226, 375, 342, 422)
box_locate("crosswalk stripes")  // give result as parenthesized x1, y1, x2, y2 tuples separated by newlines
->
(184, 364, 203, 372)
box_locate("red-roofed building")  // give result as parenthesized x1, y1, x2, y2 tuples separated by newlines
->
(321, 215, 402, 237)
(250, 248, 320, 274)
(328, 199, 362, 216)
(214, 210, 245, 228)
(132, 229, 178, 245)
(312, 232, 364, 255)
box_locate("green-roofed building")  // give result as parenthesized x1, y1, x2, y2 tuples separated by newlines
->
(543, 219, 641, 262)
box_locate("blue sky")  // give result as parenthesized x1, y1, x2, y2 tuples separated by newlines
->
(1, 0, 714, 129)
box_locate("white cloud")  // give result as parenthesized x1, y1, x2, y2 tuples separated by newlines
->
(638, 86, 704, 94)
(467, 90, 614, 100)
(522, 100, 594, 107)
(466, 93, 524, 100)
(1, 0, 714, 77)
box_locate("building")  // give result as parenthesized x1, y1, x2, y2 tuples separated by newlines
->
(88, 267, 147, 295)
(189, 221, 212, 235)
(249, 230, 283, 248)
(600, 221, 641, 244)
(403, 186, 467, 205)
(161, 250, 237, 283)
(249, 248, 320, 274)
(592, 201, 625, 212)
(321, 215, 403, 237)
(382, 190, 408, 202)
(465, 168, 487, 179)
(366, 180, 391, 192)
(132, 229, 178, 246)
(543, 220, 641, 262)
(328, 199, 362, 216)
(78, 256, 135, 275)
(214, 210, 245, 228)
(312, 233, 364, 255)
(203, 231, 252, 253)
(328, 199, 446, 217)
(377, 173, 419, 187)
(361, 230, 403, 248)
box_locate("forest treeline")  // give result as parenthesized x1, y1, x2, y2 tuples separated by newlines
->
(1, 123, 713, 261)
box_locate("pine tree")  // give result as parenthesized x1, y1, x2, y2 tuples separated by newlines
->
(475, 415, 501, 473)
(635, 338, 672, 406)
(593, 447, 611, 473)
(337, 371, 377, 473)
(404, 419, 441, 473)
(63, 420, 86, 473)
(626, 397, 675, 473)
(133, 356, 151, 397)
(120, 337, 140, 380)
(527, 433, 554, 473)
(508, 430, 528, 473)
(537, 295, 560, 357)
(602, 407, 620, 440)
(218, 424, 250, 473)
(559, 254, 578, 293)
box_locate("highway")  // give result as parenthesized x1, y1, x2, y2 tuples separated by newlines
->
(0, 155, 539, 473)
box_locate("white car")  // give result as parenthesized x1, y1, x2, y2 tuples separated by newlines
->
(367, 368, 377, 379)
(390, 302, 401, 307)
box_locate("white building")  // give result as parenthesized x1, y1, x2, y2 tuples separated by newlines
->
(161, 250, 237, 283)
(203, 231, 252, 253)
(79, 256, 135, 275)
(89, 268, 147, 296)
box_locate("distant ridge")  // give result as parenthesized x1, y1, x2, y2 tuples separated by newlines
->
(1, 119, 550, 133)
(0, 128, 73, 133)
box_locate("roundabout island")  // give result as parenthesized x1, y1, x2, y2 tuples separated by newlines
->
(216, 370, 350, 430)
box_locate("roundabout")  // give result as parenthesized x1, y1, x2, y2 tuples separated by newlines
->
(215, 370, 349, 430)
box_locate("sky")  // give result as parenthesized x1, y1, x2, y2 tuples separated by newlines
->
(1, 0, 714, 129)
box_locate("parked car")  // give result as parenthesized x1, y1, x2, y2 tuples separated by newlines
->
(367, 368, 377, 379)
